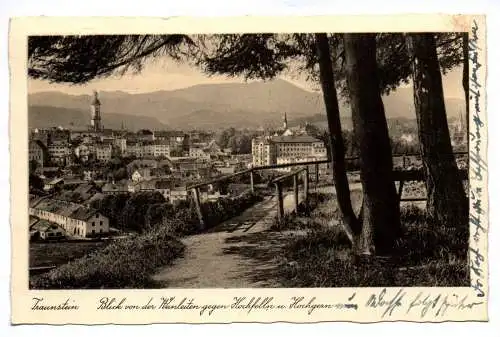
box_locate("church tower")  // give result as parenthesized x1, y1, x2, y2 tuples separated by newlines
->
(90, 90, 102, 132)
(283, 112, 288, 130)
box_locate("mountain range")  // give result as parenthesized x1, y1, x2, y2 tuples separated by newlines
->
(28, 79, 465, 131)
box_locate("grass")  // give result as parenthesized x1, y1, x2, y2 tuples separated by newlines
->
(30, 224, 185, 289)
(269, 192, 331, 231)
(273, 194, 469, 287)
(30, 241, 108, 268)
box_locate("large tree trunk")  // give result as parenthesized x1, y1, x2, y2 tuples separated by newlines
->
(314, 33, 361, 240)
(462, 32, 470, 141)
(406, 33, 468, 229)
(343, 34, 402, 256)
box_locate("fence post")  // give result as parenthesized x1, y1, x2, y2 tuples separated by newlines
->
(191, 187, 205, 230)
(303, 167, 309, 205)
(293, 174, 299, 213)
(250, 170, 254, 193)
(275, 182, 284, 223)
(315, 163, 319, 184)
(397, 179, 405, 204)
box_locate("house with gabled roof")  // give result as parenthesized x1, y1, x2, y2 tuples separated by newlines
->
(29, 197, 110, 238)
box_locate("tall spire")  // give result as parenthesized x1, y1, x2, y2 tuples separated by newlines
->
(283, 112, 288, 130)
(90, 90, 102, 132)
(460, 109, 466, 133)
(91, 90, 101, 105)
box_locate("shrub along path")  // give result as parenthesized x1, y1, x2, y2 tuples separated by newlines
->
(152, 192, 306, 288)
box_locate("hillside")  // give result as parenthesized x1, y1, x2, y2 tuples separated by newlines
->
(28, 105, 169, 131)
(28, 79, 465, 131)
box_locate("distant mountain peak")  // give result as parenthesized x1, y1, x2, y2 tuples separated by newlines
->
(28, 79, 464, 131)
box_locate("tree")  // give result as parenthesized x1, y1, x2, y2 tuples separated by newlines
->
(314, 33, 361, 240)
(344, 34, 402, 255)
(406, 33, 468, 229)
(29, 35, 194, 83)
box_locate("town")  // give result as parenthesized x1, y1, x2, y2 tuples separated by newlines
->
(28, 91, 329, 241)
(26, 32, 472, 291)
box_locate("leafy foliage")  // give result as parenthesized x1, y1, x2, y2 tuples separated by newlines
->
(29, 35, 195, 84)
(197, 33, 464, 98)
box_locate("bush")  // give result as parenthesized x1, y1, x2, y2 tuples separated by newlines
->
(30, 224, 185, 289)
(200, 192, 264, 230)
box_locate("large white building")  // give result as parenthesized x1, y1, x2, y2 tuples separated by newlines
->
(29, 197, 110, 238)
(252, 134, 327, 168)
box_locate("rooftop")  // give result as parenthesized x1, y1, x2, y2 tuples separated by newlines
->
(271, 135, 322, 144)
(31, 198, 101, 221)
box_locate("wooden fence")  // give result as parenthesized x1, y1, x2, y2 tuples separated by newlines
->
(186, 152, 469, 229)
(270, 168, 309, 222)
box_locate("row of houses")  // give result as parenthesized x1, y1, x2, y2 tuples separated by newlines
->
(29, 196, 110, 238)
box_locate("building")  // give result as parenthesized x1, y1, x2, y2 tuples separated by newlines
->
(74, 144, 91, 162)
(252, 134, 327, 168)
(44, 177, 64, 191)
(124, 140, 170, 159)
(131, 168, 152, 182)
(125, 141, 143, 158)
(30, 219, 65, 240)
(83, 169, 97, 181)
(251, 137, 276, 167)
(95, 143, 113, 161)
(129, 179, 174, 201)
(114, 137, 127, 154)
(170, 188, 189, 204)
(189, 146, 210, 159)
(29, 197, 110, 238)
(152, 140, 170, 157)
(29, 140, 45, 168)
(48, 141, 70, 165)
(90, 91, 103, 132)
(102, 181, 130, 195)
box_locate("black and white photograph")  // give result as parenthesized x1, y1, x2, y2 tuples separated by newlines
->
(25, 31, 472, 291)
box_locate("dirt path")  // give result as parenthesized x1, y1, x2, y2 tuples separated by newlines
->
(152, 193, 304, 288)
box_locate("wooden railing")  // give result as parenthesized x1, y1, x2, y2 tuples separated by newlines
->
(270, 168, 309, 222)
(186, 151, 469, 229)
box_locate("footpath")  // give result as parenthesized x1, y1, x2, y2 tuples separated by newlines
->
(152, 193, 303, 288)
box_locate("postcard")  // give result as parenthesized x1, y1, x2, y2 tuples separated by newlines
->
(9, 14, 488, 324)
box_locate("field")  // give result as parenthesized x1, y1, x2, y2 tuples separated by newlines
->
(30, 240, 108, 268)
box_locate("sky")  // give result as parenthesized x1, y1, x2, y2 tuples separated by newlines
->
(28, 57, 466, 98)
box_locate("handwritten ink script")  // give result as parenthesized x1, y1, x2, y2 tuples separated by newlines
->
(468, 19, 487, 298)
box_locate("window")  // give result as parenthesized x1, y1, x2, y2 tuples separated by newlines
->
(100, 221, 103, 226)
(92, 230, 95, 235)
(92, 222, 95, 226)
